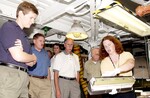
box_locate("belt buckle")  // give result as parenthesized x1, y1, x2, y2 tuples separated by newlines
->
(67, 77, 72, 80)
(14, 65, 27, 72)
(20, 67, 27, 72)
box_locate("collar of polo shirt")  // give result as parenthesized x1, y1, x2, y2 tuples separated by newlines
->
(63, 51, 73, 55)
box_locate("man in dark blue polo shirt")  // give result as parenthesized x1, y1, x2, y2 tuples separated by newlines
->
(0, 1, 38, 98)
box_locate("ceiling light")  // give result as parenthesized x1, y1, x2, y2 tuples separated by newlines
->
(93, 0, 150, 36)
(66, 20, 88, 40)
(64, 0, 72, 2)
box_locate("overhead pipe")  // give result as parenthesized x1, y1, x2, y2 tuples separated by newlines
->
(66, 1, 90, 16)
(41, 0, 88, 25)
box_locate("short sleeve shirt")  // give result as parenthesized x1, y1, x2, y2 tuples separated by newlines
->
(28, 46, 50, 76)
(101, 51, 134, 76)
(53, 51, 80, 78)
(50, 55, 56, 80)
(0, 20, 31, 68)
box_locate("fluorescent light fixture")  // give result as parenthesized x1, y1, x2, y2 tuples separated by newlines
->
(93, 0, 150, 36)
(64, 0, 72, 2)
(66, 20, 88, 40)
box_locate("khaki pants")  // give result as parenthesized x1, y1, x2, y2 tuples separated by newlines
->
(59, 78, 81, 98)
(29, 77, 51, 98)
(0, 66, 29, 98)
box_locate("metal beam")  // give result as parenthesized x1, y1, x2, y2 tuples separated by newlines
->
(40, 0, 88, 25)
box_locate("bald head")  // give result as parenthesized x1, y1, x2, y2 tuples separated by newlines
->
(64, 38, 74, 54)
(64, 38, 74, 43)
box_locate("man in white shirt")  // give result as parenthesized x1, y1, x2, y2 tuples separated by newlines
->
(53, 38, 81, 98)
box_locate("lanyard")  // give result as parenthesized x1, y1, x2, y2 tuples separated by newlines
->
(109, 55, 120, 69)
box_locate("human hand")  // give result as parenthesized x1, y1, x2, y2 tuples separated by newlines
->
(109, 88, 118, 95)
(26, 61, 36, 66)
(26, 54, 37, 66)
(102, 68, 120, 77)
(56, 90, 61, 98)
(14, 39, 23, 51)
(102, 71, 115, 77)
(136, 6, 145, 17)
(47, 76, 50, 80)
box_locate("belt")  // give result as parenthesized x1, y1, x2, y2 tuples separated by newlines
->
(0, 63, 27, 72)
(59, 76, 76, 80)
(29, 75, 47, 79)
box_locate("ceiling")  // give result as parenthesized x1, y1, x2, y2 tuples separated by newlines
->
(0, 0, 150, 50)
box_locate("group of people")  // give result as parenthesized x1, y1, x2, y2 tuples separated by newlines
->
(0, 1, 81, 98)
(83, 36, 135, 98)
(0, 1, 144, 98)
